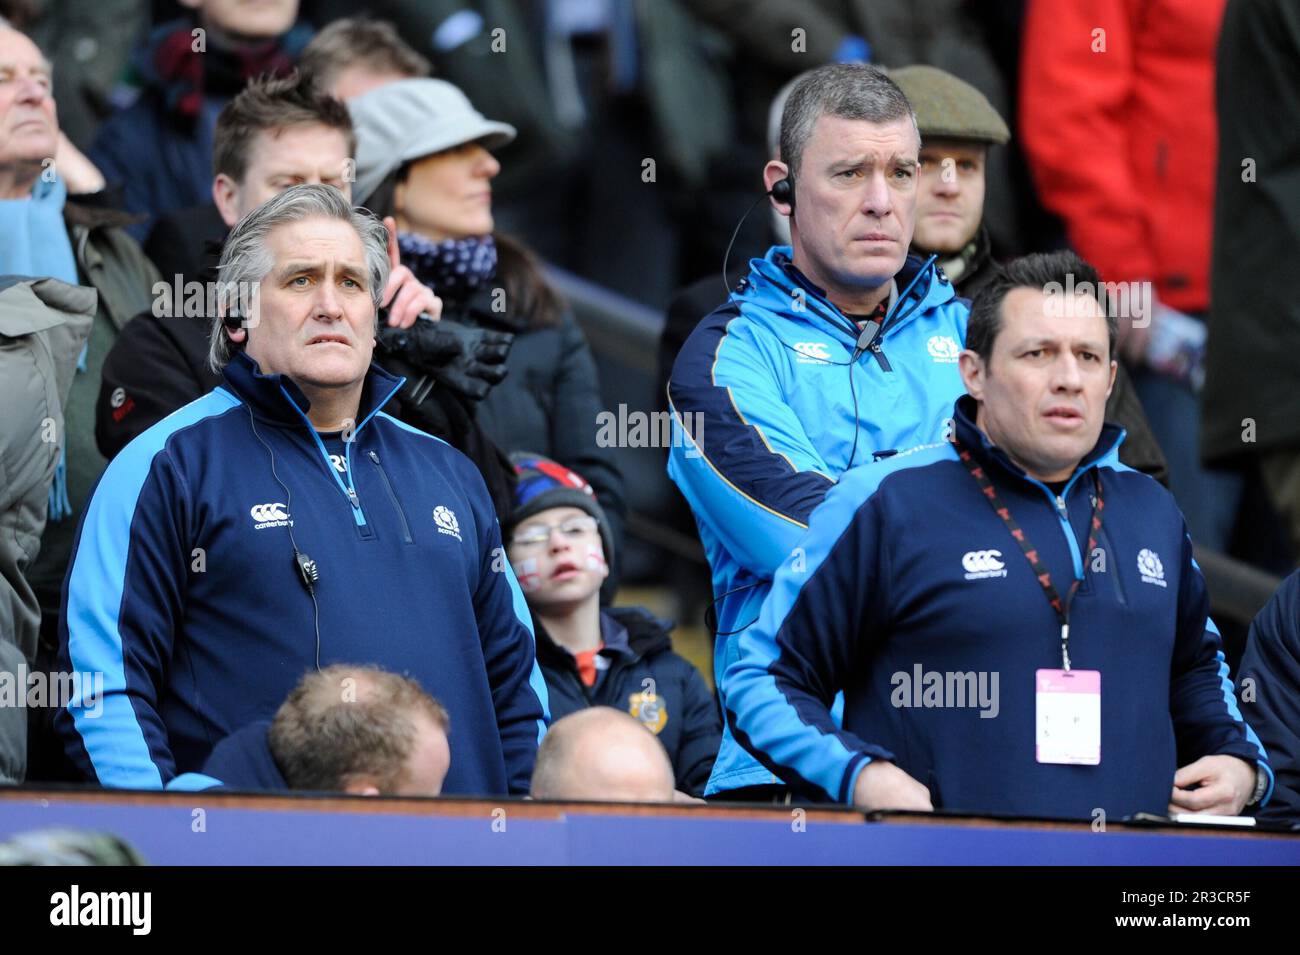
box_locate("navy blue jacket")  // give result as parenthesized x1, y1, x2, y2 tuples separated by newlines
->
(201, 721, 287, 791)
(724, 396, 1271, 817)
(537, 607, 721, 796)
(1237, 571, 1300, 822)
(56, 351, 549, 795)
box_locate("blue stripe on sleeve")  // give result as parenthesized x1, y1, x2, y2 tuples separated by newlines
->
(64, 389, 240, 787)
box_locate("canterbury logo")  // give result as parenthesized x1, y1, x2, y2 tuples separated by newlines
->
(250, 502, 291, 529)
(962, 549, 1007, 580)
(792, 341, 832, 364)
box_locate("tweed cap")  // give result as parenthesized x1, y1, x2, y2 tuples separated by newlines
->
(889, 65, 1010, 145)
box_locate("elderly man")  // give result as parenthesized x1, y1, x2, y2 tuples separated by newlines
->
(530, 708, 677, 803)
(56, 184, 548, 794)
(724, 251, 1271, 819)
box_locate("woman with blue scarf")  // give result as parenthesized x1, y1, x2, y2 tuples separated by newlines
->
(351, 79, 626, 585)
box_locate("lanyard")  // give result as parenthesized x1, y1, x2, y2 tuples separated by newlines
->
(954, 440, 1104, 671)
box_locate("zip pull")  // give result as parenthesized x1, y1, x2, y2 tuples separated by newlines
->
(368, 451, 379, 464)
(347, 487, 360, 509)
(1055, 495, 1068, 518)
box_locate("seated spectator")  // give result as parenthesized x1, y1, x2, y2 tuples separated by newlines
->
(298, 17, 430, 101)
(530, 708, 676, 803)
(724, 251, 1271, 818)
(202, 664, 451, 796)
(0, 278, 95, 783)
(57, 184, 548, 795)
(88, 0, 311, 240)
(504, 454, 720, 796)
(0, 22, 161, 785)
(349, 78, 627, 581)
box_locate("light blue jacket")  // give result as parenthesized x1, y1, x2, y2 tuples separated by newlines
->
(667, 246, 970, 793)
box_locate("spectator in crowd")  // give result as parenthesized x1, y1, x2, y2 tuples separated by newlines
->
(298, 16, 430, 101)
(725, 251, 1272, 818)
(1237, 570, 1300, 823)
(1202, 0, 1300, 560)
(350, 77, 627, 579)
(56, 184, 548, 795)
(0, 23, 160, 770)
(530, 707, 676, 803)
(0, 278, 94, 783)
(97, 73, 439, 461)
(88, 0, 311, 240)
(667, 63, 967, 799)
(1020, 0, 1238, 550)
(891, 63, 1167, 484)
(202, 664, 452, 796)
(6, 0, 148, 151)
(140, 17, 431, 286)
(504, 453, 720, 797)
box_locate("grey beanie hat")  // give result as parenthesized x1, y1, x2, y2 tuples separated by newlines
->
(348, 78, 517, 205)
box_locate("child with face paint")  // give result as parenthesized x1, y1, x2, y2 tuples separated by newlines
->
(505, 454, 721, 797)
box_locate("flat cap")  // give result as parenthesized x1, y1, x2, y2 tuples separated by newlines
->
(890, 64, 1010, 145)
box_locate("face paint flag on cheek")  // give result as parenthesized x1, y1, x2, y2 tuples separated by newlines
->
(515, 557, 542, 591)
(585, 544, 607, 572)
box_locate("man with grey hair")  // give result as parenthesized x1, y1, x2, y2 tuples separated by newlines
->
(667, 62, 972, 801)
(55, 184, 549, 796)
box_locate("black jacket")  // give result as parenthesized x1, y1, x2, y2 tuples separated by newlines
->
(536, 606, 720, 796)
(1237, 570, 1300, 823)
(1202, 0, 1300, 465)
(445, 285, 627, 575)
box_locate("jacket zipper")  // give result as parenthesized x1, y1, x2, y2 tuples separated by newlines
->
(369, 450, 412, 543)
(1028, 477, 1085, 580)
(276, 383, 368, 526)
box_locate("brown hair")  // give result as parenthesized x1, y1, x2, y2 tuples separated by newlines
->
(213, 72, 357, 185)
(299, 17, 430, 91)
(267, 663, 449, 793)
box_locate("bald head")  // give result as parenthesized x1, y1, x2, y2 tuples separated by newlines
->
(530, 707, 675, 802)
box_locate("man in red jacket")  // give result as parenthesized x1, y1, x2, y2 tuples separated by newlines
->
(1019, 0, 1241, 551)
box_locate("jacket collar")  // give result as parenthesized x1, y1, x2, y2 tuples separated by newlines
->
(747, 245, 954, 342)
(533, 607, 672, 672)
(220, 349, 404, 432)
(950, 393, 1126, 490)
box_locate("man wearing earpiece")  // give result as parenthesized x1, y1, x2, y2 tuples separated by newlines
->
(55, 183, 549, 795)
(667, 63, 971, 800)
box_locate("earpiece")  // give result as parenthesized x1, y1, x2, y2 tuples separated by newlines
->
(769, 176, 795, 210)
